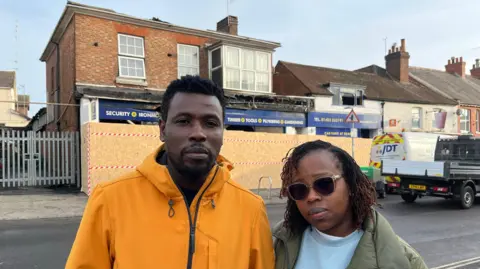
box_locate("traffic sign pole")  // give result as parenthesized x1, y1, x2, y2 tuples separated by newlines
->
(351, 121, 355, 159)
(344, 109, 360, 160)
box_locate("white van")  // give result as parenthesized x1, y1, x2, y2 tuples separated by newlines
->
(369, 132, 454, 192)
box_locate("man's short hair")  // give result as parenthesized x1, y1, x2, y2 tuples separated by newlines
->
(160, 75, 226, 122)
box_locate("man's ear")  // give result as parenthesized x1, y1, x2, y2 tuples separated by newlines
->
(159, 120, 166, 142)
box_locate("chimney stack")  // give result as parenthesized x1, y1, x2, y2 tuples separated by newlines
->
(471, 58, 480, 79)
(385, 38, 410, 83)
(217, 16, 238, 35)
(445, 56, 466, 78)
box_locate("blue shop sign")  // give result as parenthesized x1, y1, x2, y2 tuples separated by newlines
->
(316, 127, 353, 137)
(225, 109, 306, 127)
(307, 112, 381, 129)
(99, 100, 159, 122)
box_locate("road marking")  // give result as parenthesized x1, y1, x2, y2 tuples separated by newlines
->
(432, 256, 480, 269)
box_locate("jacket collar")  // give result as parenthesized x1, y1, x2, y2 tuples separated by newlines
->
(273, 209, 412, 269)
(136, 145, 234, 199)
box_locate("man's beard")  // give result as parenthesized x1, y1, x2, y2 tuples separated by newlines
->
(169, 152, 215, 180)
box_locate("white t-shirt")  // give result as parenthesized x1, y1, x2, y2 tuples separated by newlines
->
(295, 226, 364, 269)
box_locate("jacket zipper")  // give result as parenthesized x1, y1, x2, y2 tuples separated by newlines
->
(175, 166, 219, 269)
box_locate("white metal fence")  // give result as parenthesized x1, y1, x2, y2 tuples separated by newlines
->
(0, 130, 80, 188)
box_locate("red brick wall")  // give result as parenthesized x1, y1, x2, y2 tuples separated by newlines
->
(75, 15, 213, 89)
(458, 106, 480, 136)
(272, 62, 310, 96)
(44, 17, 77, 131)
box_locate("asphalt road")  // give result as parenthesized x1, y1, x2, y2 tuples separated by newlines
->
(1, 195, 480, 268)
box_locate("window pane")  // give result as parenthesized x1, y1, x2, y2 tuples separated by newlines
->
(242, 50, 254, 70)
(127, 37, 134, 46)
(225, 68, 240, 89)
(191, 67, 199, 76)
(256, 73, 269, 92)
(128, 46, 135, 55)
(226, 47, 240, 67)
(256, 53, 268, 71)
(136, 67, 144, 78)
(128, 67, 136, 77)
(135, 59, 143, 69)
(135, 47, 143, 57)
(120, 45, 127, 54)
(135, 38, 143, 48)
(120, 58, 128, 67)
(128, 59, 136, 68)
(241, 71, 255, 90)
(121, 67, 128, 77)
(211, 49, 221, 69)
(119, 35, 127, 45)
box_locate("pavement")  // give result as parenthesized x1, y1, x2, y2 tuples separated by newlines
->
(0, 187, 87, 221)
(0, 187, 283, 221)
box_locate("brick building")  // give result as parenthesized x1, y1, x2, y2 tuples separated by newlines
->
(273, 39, 459, 138)
(410, 57, 480, 136)
(40, 1, 313, 133)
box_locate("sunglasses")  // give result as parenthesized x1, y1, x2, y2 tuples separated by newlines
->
(286, 175, 342, 201)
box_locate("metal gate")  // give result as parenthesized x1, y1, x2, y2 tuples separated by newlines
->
(0, 130, 80, 188)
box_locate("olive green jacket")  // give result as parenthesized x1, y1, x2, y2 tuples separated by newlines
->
(272, 209, 428, 269)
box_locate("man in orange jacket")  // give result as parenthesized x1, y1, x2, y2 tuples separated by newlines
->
(66, 76, 275, 269)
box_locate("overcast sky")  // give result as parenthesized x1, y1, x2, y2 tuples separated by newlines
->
(1, 0, 480, 117)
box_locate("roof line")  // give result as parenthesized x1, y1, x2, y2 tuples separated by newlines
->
(408, 72, 456, 101)
(41, 2, 280, 61)
(409, 66, 446, 72)
(278, 61, 331, 96)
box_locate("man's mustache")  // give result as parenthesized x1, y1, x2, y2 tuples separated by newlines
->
(182, 145, 210, 155)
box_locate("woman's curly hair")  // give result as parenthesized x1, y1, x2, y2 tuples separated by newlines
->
(280, 140, 377, 236)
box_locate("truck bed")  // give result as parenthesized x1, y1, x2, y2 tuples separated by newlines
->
(381, 159, 447, 179)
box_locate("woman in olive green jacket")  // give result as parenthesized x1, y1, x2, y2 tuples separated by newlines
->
(273, 140, 428, 269)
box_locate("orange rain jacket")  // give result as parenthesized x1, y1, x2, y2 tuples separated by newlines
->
(66, 146, 275, 269)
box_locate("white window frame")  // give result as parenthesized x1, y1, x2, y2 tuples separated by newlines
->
(330, 87, 364, 106)
(460, 109, 470, 133)
(177, 44, 200, 79)
(431, 108, 441, 129)
(117, 34, 146, 79)
(412, 107, 422, 129)
(209, 45, 272, 93)
(476, 109, 480, 133)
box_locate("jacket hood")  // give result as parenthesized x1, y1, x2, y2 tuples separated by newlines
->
(136, 145, 234, 199)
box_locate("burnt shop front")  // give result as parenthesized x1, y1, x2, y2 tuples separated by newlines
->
(98, 99, 159, 124)
(225, 108, 306, 133)
(307, 112, 381, 138)
(96, 100, 307, 133)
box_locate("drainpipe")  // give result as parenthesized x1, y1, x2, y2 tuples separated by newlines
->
(381, 101, 385, 134)
(53, 41, 61, 132)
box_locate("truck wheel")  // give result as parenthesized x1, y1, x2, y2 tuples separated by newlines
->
(460, 186, 475, 209)
(378, 190, 386, 199)
(401, 193, 417, 203)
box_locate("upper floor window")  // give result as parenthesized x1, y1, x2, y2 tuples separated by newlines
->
(460, 109, 470, 133)
(209, 46, 271, 93)
(118, 34, 146, 79)
(178, 44, 199, 78)
(412, 107, 422, 129)
(331, 87, 364, 106)
(431, 108, 441, 129)
(476, 109, 480, 133)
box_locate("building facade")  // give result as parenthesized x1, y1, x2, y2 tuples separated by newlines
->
(273, 39, 458, 139)
(409, 57, 480, 136)
(0, 71, 30, 128)
(40, 2, 313, 133)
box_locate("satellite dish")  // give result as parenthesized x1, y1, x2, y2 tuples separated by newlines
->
(455, 109, 462, 116)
